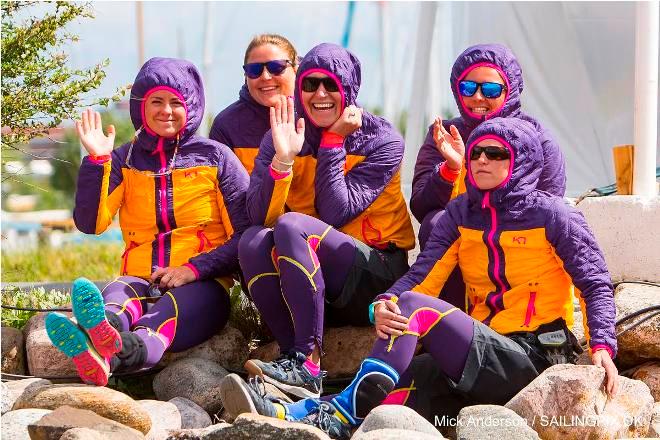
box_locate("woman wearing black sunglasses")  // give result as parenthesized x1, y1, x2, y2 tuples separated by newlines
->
(237, 43, 414, 400)
(210, 34, 298, 174)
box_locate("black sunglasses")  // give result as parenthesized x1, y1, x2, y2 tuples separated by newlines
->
(469, 145, 511, 161)
(301, 76, 340, 93)
(243, 59, 292, 79)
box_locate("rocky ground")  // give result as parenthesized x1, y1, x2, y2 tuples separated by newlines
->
(1, 281, 658, 439)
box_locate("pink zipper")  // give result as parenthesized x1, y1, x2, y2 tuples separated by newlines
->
(482, 192, 507, 316)
(197, 230, 211, 252)
(154, 138, 172, 268)
(121, 241, 138, 275)
(523, 290, 537, 327)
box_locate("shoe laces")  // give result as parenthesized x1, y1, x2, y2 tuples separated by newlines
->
(247, 375, 268, 398)
(271, 352, 298, 373)
(304, 402, 336, 433)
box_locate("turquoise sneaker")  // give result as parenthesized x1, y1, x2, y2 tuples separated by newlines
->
(71, 278, 121, 357)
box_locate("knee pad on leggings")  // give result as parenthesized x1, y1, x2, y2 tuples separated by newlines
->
(353, 372, 396, 419)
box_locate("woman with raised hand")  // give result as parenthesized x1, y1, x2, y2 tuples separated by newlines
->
(209, 34, 298, 174)
(238, 43, 415, 399)
(44, 57, 250, 386)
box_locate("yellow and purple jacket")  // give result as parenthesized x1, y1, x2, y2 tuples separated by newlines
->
(246, 43, 415, 251)
(378, 118, 617, 357)
(73, 58, 250, 283)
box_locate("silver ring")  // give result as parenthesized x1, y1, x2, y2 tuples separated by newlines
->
(349, 112, 356, 117)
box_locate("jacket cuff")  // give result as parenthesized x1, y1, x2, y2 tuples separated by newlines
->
(438, 162, 461, 183)
(88, 154, 111, 164)
(269, 164, 292, 180)
(591, 344, 614, 359)
(320, 131, 345, 148)
(183, 262, 200, 280)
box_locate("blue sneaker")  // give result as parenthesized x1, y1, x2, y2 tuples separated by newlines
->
(300, 401, 352, 440)
(45, 312, 110, 386)
(245, 351, 323, 399)
(71, 278, 121, 358)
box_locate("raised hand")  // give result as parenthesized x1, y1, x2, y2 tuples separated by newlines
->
(328, 104, 363, 138)
(75, 108, 116, 157)
(270, 95, 304, 171)
(433, 117, 464, 171)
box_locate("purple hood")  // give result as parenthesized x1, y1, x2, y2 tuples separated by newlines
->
(451, 44, 523, 129)
(129, 57, 205, 151)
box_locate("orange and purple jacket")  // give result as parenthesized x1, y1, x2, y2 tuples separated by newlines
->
(378, 118, 617, 357)
(246, 43, 415, 251)
(73, 58, 250, 283)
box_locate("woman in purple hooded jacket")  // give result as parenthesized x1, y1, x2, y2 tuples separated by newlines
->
(209, 34, 298, 174)
(238, 43, 415, 399)
(44, 58, 250, 386)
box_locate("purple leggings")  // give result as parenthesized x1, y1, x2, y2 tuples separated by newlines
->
(239, 212, 356, 355)
(102, 276, 230, 369)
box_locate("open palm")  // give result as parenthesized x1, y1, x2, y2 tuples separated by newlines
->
(433, 117, 464, 171)
(270, 96, 304, 163)
(76, 108, 116, 157)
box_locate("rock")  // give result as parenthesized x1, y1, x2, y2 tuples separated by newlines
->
(354, 405, 441, 437)
(139, 400, 182, 440)
(1, 409, 51, 440)
(614, 283, 660, 367)
(649, 402, 660, 438)
(2, 327, 26, 375)
(23, 312, 77, 378)
(216, 413, 330, 439)
(322, 327, 377, 378)
(161, 326, 249, 371)
(2, 383, 12, 415)
(59, 428, 105, 440)
(570, 299, 585, 343)
(249, 341, 279, 363)
(632, 362, 660, 401)
(456, 405, 539, 440)
(26, 405, 144, 440)
(168, 397, 212, 429)
(505, 364, 654, 439)
(165, 423, 231, 439)
(4, 378, 51, 413)
(353, 428, 442, 440)
(12, 383, 151, 434)
(153, 358, 229, 414)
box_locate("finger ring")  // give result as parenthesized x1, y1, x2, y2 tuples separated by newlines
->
(349, 113, 356, 117)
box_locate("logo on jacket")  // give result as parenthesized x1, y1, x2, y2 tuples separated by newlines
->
(184, 170, 198, 179)
(512, 236, 527, 245)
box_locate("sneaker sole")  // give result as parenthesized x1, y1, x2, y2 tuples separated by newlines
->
(71, 278, 121, 357)
(244, 359, 321, 399)
(45, 313, 109, 386)
(219, 374, 257, 419)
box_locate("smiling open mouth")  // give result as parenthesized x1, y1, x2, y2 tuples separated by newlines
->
(312, 103, 335, 110)
(470, 107, 490, 114)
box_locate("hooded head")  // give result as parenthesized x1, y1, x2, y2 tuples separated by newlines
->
(465, 117, 543, 207)
(130, 57, 205, 149)
(294, 43, 362, 147)
(450, 44, 523, 128)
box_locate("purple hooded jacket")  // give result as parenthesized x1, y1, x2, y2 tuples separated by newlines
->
(209, 84, 270, 174)
(410, 44, 567, 223)
(246, 44, 414, 249)
(74, 57, 250, 280)
(380, 117, 616, 356)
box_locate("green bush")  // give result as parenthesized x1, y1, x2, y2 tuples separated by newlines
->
(1, 286, 68, 329)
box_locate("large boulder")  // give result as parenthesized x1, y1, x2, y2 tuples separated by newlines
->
(2, 383, 12, 414)
(649, 402, 660, 438)
(12, 383, 151, 434)
(3, 378, 51, 413)
(614, 283, 660, 367)
(23, 312, 77, 378)
(456, 405, 539, 440)
(153, 357, 229, 415)
(216, 413, 330, 439)
(353, 405, 442, 438)
(1, 408, 52, 440)
(139, 400, 181, 440)
(505, 364, 654, 439)
(632, 362, 660, 401)
(2, 326, 26, 375)
(160, 326, 249, 371)
(353, 429, 441, 440)
(59, 428, 105, 440)
(165, 423, 231, 439)
(26, 405, 144, 440)
(168, 397, 212, 429)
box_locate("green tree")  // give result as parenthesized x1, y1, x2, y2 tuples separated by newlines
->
(1, 1, 128, 155)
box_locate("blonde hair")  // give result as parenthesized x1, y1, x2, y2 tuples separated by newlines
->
(244, 34, 298, 66)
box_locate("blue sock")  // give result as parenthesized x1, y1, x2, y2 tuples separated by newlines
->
(331, 357, 399, 425)
(285, 397, 322, 421)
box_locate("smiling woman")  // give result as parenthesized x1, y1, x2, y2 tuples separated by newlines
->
(143, 90, 186, 138)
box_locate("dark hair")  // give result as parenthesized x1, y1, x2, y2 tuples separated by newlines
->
(244, 34, 298, 66)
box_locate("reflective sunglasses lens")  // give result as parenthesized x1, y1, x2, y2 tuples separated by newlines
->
(459, 81, 477, 97)
(481, 82, 504, 99)
(243, 63, 264, 79)
(265, 60, 289, 76)
(301, 77, 320, 92)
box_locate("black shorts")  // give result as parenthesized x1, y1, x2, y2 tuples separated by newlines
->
(325, 239, 409, 327)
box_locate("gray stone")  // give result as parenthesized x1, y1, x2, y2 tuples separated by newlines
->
(204, 413, 330, 439)
(631, 362, 660, 401)
(354, 405, 442, 437)
(1, 409, 51, 440)
(23, 312, 77, 378)
(160, 326, 249, 371)
(456, 405, 539, 440)
(649, 402, 660, 438)
(614, 283, 660, 367)
(506, 364, 654, 439)
(353, 428, 442, 440)
(4, 378, 51, 413)
(2, 326, 26, 375)
(165, 423, 231, 439)
(26, 405, 144, 440)
(2, 383, 12, 415)
(153, 357, 229, 414)
(139, 400, 182, 440)
(168, 397, 212, 429)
